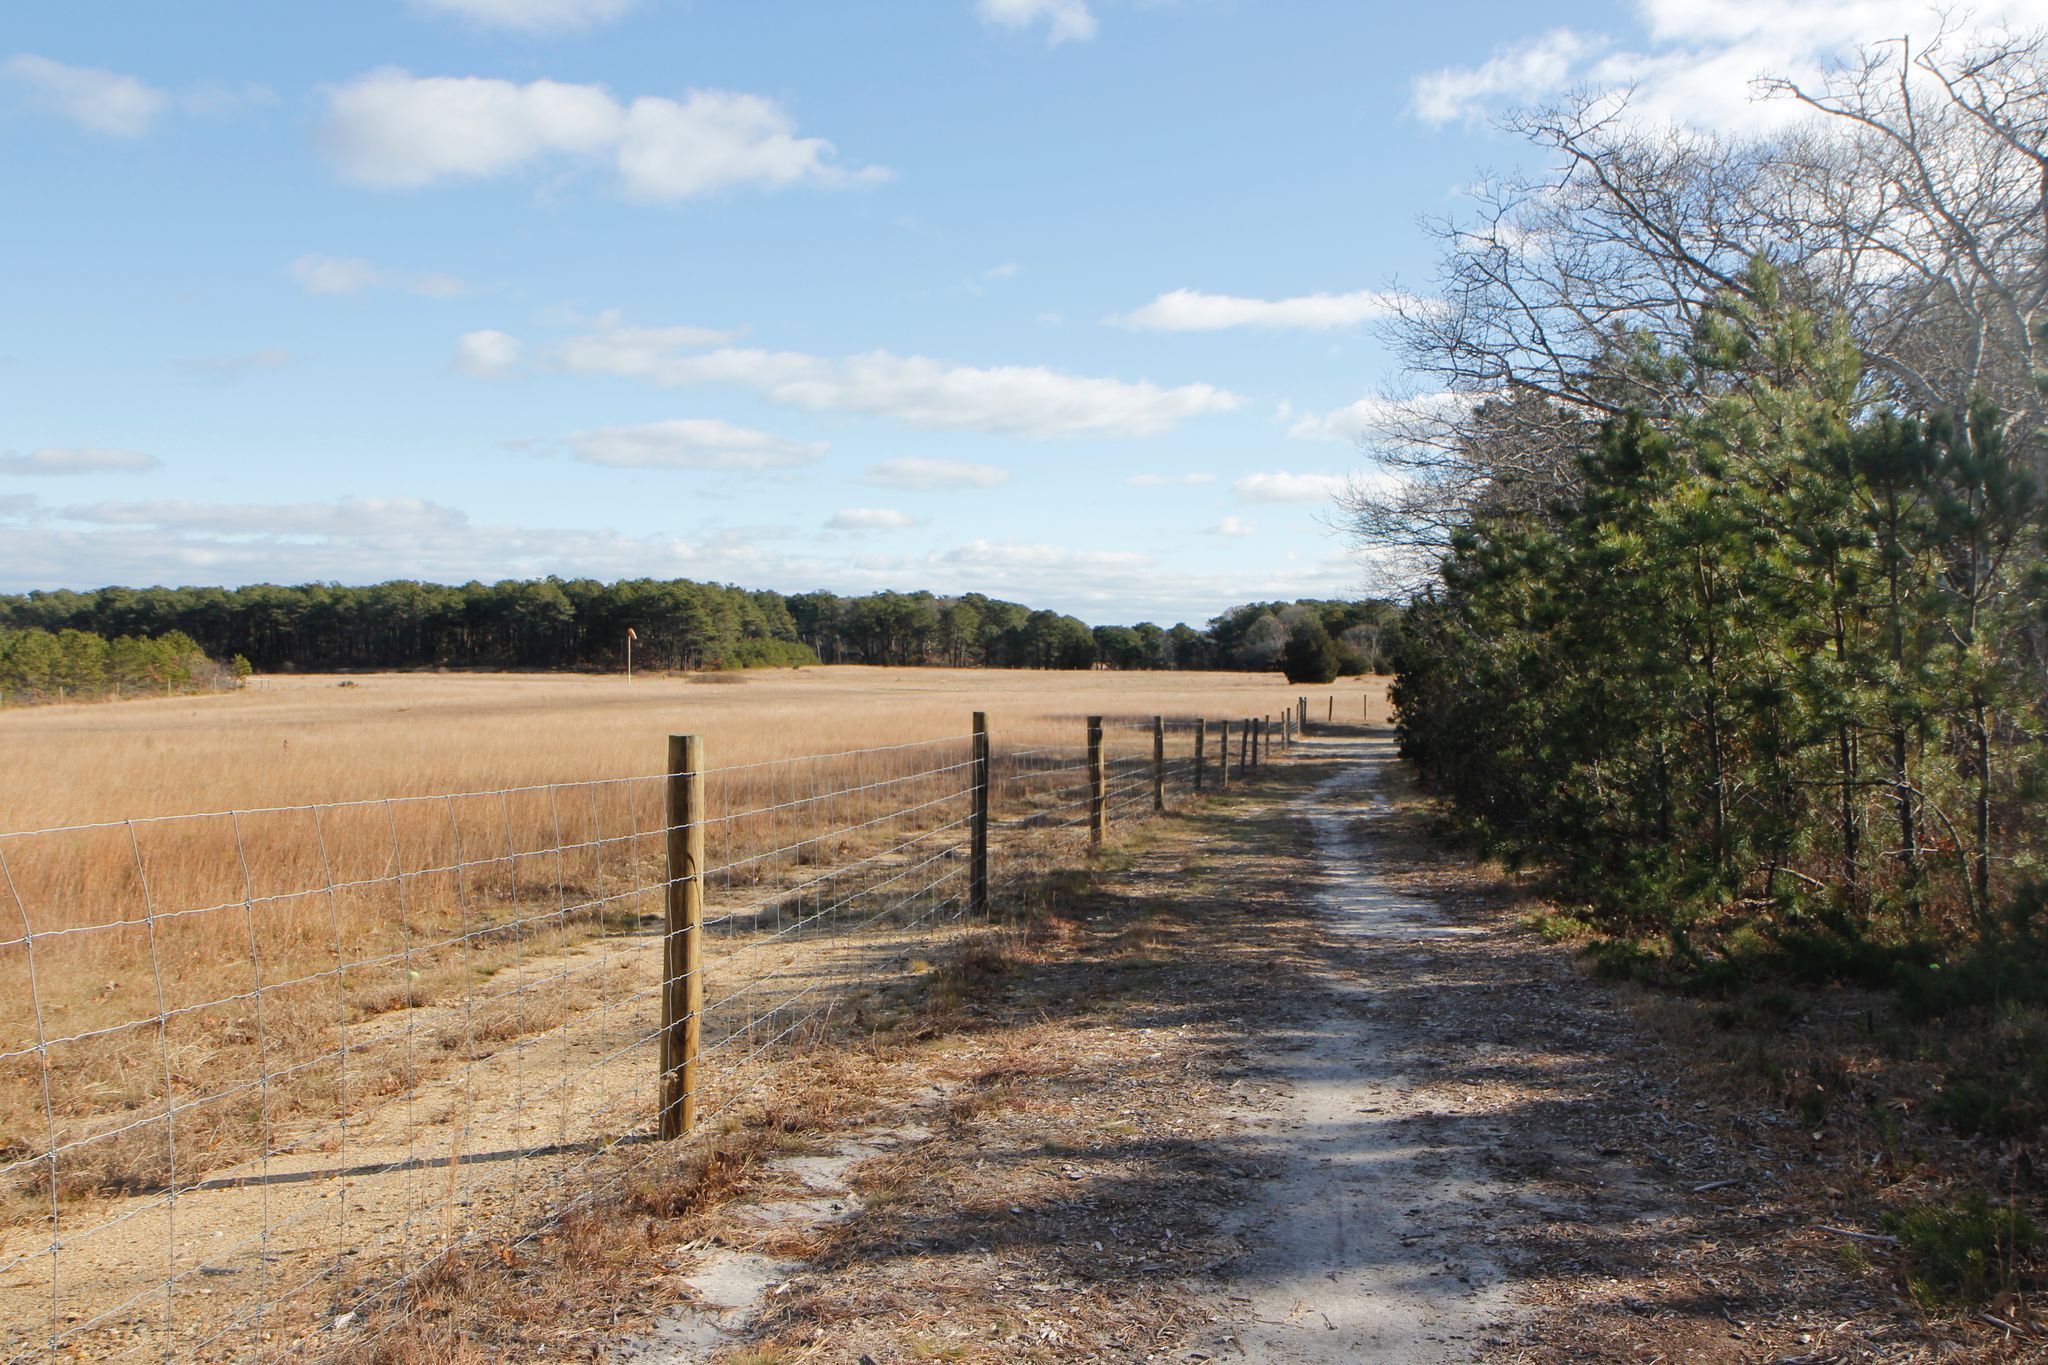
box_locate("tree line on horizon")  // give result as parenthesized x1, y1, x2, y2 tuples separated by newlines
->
(0, 625, 238, 706)
(0, 580, 1399, 681)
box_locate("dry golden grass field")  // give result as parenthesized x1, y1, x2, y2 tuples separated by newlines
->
(0, 666, 1380, 1363)
(0, 666, 1362, 831)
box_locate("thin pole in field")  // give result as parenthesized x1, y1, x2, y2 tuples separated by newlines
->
(1087, 716, 1106, 844)
(971, 711, 990, 917)
(659, 734, 704, 1140)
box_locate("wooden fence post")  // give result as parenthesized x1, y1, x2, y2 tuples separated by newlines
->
(971, 711, 990, 917)
(1218, 719, 1231, 790)
(1194, 718, 1207, 792)
(1239, 718, 1249, 774)
(1152, 715, 1165, 812)
(1087, 715, 1105, 845)
(660, 734, 705, 1141)
(1328, 696, 1333, 724)
(1251, 717, 1260, 770)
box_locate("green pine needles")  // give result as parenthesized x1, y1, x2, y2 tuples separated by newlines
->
(1392, 261, 2047, 984)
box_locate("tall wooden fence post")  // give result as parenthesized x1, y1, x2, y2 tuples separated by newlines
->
(971, 711, 990, 917)
(1219, 720, 1231, 790)
(1087, 715, 1105, 845)
(1152, 716, 1165, 813)
(1194, 718, 1207, 792)
(1240, 718, 1250, 774)
(1328, 696, 1333, 724)
(660, 734, 705, 1141)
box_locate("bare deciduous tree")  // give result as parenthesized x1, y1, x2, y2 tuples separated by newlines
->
(1343, 25, 2048, 580)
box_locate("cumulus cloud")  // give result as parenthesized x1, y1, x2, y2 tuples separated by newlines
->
(556, 317, 1240, 438)
(290, 254, 465, 297)
(1208, 516, 1257, 537)
(1409, 2, 2048, 132)
(862, 458, 1013, 490)
(1110, 287, 1409, 332)
(825, 507, 920, 530)
(321, 68, 888, 200)
(410, 0, 640, 33)
(59, 496, 467, 536)
(0, 447, 161, 476)
(1, 54, 168, 137)
(455, 329, 522, 377)
(567, 419, 827, 471)
(1124, 472, 1216, 486)
(1235, 471, 1346, 503)
(552, 311, 740, 368)
(1411, 30, 1601, 126)
(1288, 391, 1471, 443)
(0, 513, 812, 595)
(977, 0, 1097, 44)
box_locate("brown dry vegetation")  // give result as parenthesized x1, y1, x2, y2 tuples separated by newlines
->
(333, 724, 2042, 1365)
(0, 667, 1352, 1363)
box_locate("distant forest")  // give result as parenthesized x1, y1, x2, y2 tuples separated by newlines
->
(0, 581, 1399, 678)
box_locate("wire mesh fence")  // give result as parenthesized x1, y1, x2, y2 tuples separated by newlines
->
(0, 704, 1310, 1363)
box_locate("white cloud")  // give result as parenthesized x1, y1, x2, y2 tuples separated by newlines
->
(977, 0, 1098, 45)
(0, 514, 809, 594)
(1288, 391, 1472, 443)
(411, 0, 641, 33)
(290, 254, 465, 297)
(862, 458, 1011, 490)
(455, 329, 522, 377)
(567, 419, 826, 471)
(554, 311, 743, 369)
(321, 68, 887, 200)
(1410, 3, 2048, 132)
(1288, 397, 1404, 443)
(1411, 29, 1601, 126)
(1235, 471, 1347, 503)
(1, 54, 168, 137)
(556, 318, 1241, 438)
(0, 448, 161, 476)
(1110, 287, 1408, 332)
(984, 262, 1021, 280)
(825, 507, 920, 530)
(59, 497, 467, 536)
(1124, 472, 1217, 487)
(174, 348, 293, 380)
(1208, 516, 1257, 537)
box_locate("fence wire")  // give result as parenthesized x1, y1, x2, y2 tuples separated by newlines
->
(0, 706, 1308, 1363)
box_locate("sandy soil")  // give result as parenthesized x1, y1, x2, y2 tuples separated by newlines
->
(576, 724, 2032, 1364)
(1213, 738, 1511, 1361)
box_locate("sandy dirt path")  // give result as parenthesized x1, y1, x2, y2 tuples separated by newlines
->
(358, 722, 1993, 1362)
(1212, 732, 1513, 1362)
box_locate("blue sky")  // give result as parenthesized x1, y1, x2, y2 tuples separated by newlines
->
(1, 0, 2028, 624)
